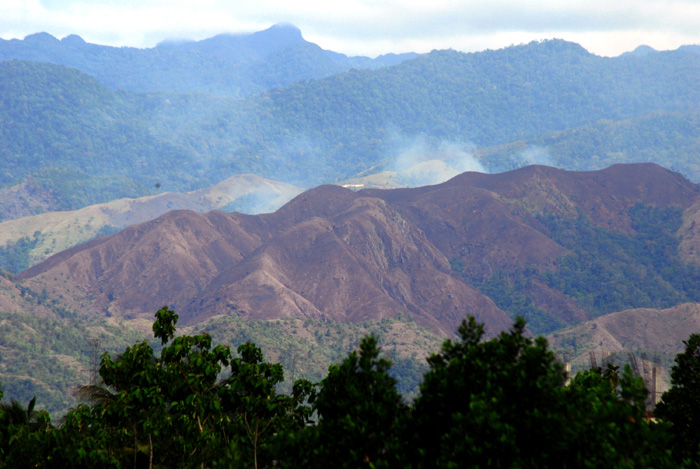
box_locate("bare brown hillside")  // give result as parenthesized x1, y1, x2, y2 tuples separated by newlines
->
(546, 303, 700, 394)
(548, 303, 700, 358)
(15, 163, 700, 337)
(17, 187, 510, 336)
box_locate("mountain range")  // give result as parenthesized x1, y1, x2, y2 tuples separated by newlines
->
(4, 163, 700, 413)
(1, 30, 699, 225)
(0, 24, 416, 97)
(2, 25, 700, 414)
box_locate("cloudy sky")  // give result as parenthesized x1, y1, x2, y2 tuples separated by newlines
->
(1, 0, 699, 57)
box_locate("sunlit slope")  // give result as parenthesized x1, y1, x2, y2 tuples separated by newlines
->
(0, 174, 303, 271)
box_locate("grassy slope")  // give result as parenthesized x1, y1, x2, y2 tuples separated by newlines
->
(0, 297, 443, 416)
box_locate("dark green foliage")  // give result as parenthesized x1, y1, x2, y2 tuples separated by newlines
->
(407, 317, 568, 467)
(0, 312, 688, 467)
(385, 353, 428, 399)
(0, 307, 315, 467)
(455, 261, 564, 333)
(221, 342, 314, 468)
(406, 317, 673, 468)
(292, 336, 406, 468)
(0, 232, 40, 274)
(79, 312, 309, 467)
(152, 305, 178, 345)
(0, 396, 37, 427)
(540, 205, 700, 316)
(560, 365, 673, 468)
(458, 204, 700, 329)
(655, 333, 700, 464)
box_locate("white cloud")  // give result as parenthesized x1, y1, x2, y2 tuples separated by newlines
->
(1, 0, 699, 57)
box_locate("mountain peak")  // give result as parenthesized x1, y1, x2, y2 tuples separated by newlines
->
(262, 23, 302, 38)
(61, 34, 86, 46)
(249, 23, 304, 47)
(23, 32, 59, 44)
(527, 38, 591, 56)
(621, 45, 658, 57)
(160, 23, 306, 59)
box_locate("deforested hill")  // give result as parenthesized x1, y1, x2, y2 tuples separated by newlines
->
(16, 163, 700, 338)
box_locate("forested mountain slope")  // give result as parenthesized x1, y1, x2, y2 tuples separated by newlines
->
(477, 109, 700, 176)
(0, 60, 204, 217)
(3, 40, 699, 222)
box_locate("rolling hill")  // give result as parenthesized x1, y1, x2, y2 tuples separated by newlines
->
(0, 174, 303, 271)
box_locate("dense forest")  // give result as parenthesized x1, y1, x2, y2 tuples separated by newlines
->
(1, 40, 699, 220)
(453, 204, 700, 334)
(1, 307, 699, 467)
(477, 109, 700, 177)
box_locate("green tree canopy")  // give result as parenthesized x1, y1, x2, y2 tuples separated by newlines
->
(655, 333, 700, 465)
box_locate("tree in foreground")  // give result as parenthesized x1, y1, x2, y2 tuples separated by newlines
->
(0, 311, 687, 468)
(560, 364, 672, 468)
(0, 306, 313, 468)
(655, 333, 700, 465)
(405, 316, 672, 468)
(280, 335, 406, 468)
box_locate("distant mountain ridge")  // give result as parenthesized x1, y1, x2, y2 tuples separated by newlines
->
(476, 109, 700, 177)
(0, 24, 418, 97)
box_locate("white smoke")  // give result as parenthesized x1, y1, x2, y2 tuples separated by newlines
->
(517, 145, 554, 167)
(389, 134, 486, 187)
